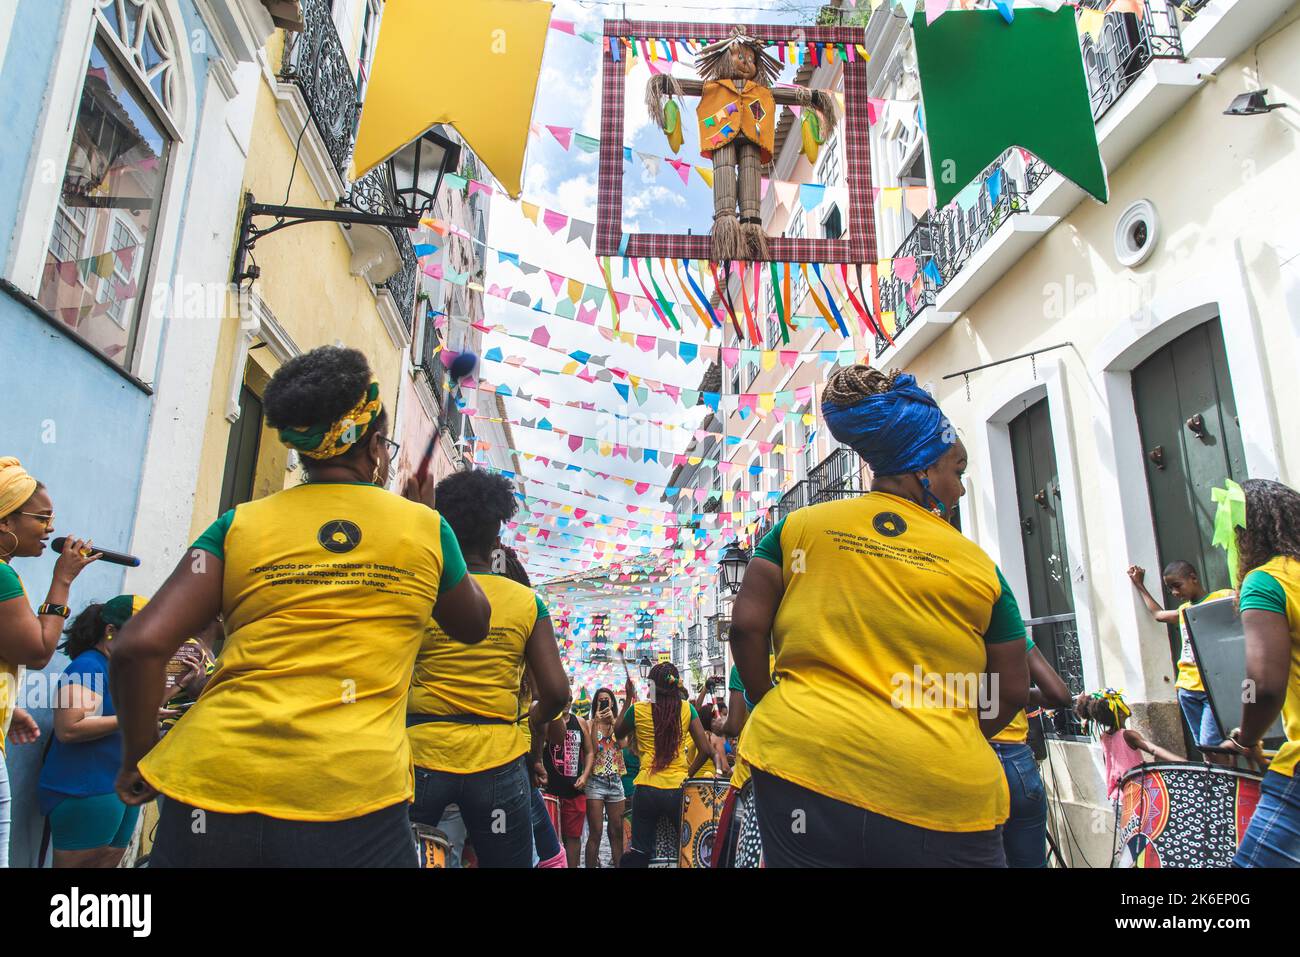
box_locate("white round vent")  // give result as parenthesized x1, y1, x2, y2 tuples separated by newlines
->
(1114, 200, 1159, 267)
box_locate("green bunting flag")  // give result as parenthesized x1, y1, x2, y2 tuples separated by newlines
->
(913, 8, 1108, 209)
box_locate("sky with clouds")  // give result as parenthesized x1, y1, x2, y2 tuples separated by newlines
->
(473, 1, 834, 587)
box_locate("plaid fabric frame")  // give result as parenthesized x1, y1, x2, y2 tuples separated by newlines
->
(596, 19, 876, 265)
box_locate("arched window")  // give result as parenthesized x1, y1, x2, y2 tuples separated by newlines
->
(35, 0, 181, 368)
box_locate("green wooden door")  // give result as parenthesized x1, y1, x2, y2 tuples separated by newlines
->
(1132, 319, 1246, 599)
(1009, 398, 1075, 620)
(219, 385, 264, 516)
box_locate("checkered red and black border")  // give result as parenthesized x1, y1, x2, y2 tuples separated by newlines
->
(596, 19, 876, 265)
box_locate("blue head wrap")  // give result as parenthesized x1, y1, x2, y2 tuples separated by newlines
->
(821, 373, 954, 477)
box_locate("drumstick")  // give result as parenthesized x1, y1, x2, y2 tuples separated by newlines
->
(616, 647, 631, 681)
(414, 432, 437, 484)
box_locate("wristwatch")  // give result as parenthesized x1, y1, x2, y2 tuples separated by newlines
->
(38, 603, 70, 619)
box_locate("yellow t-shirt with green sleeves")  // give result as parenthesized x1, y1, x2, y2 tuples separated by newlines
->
(991, 636, 1036, 745)
(629, 698, 697, 789)
(138, 482, 467, 821)
(727, 654, 776, 791)
(1175, 589, 1237, 692)
(1238, 556, 1300, 778)
(0, 561, 25, 752)
(407, 573, 548, 774)
(739, 493, 1028, 833)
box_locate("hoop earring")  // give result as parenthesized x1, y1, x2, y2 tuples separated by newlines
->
(0, 528, 18, 559)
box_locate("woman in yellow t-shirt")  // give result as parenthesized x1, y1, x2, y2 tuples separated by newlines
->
(1222, 479, 1300, 867)
(407, 469, 567, 868)
(730, 366, 1029, 867)
(613, 662, 713, 866)
(110, 347, 491, 867)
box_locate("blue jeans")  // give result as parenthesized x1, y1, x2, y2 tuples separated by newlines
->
(1235, 770, 1300, 868)
(150, 798, 416, 867)
(410, 758, 532, 868)
(1178, 689, 1224, 748)
(0, 759, 9, 868)
(992, 742, 1047, 868)
(530, 787, 561, 861)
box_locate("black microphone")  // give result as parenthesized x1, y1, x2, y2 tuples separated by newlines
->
(50, 537, 141, 567)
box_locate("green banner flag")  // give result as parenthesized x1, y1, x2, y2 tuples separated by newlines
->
(913, 8, 1108, 209)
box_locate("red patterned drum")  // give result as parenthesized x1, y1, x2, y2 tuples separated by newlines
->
(1114, 763, 1262, 868)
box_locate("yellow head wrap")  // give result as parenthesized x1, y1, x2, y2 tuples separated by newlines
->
(0, 457, 38, 520)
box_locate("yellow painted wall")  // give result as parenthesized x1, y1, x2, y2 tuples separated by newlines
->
(189, 27, 407, 537)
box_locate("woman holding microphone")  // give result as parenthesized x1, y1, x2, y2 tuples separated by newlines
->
(0, 457, 99, 866)
(110, 346, 491, 867)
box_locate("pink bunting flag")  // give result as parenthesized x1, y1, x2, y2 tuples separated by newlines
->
(422, 261, 443, 279)
(894, 257, 918, 283)
(468, 180, 493, 197)
(550, 18, 576, 34)
(542, 210, 569, 235)
(636, 335, 656, 352)
(867, 97, 886, 126)
(530, 326, 551, 347)
(667, 158, 692, 185)
(926, 0, 951, 25)
(546, 126, 573, 150)
(545, 270, 565, 294)
(578, 304, 599, 325)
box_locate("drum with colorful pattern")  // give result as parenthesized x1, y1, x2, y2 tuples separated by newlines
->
(679, 777, 731, 868)
(732, 779, 764, 868)
(1114, 762, 1262, 868)
(649, 811, 679, 868)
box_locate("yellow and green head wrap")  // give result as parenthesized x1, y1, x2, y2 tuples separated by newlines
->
(278, 381, 383, 460)
(101, 594, 148, 629)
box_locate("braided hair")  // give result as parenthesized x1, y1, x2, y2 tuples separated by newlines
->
(1237, 479, 1300, 580)
(822, 365, 904, 409)
(647, 662, 685, 773)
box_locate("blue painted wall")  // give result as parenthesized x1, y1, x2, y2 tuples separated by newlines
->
(0, 0, 68, 268)
(1, 0, 215, 866)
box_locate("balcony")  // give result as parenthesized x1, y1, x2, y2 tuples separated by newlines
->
(277, 0, 359, 180)
(752, 447, 865, 543)
(1081, 0, 1184, 123)
(348, 165, 420, 333)
(876, 1, 1202, 359)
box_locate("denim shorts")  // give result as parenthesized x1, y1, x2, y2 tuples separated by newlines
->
(584, 774, 625, 802)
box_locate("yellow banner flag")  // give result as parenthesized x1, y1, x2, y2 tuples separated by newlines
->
(352, 0, 553, 199)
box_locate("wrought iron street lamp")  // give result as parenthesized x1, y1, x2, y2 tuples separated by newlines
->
(719, 540, 751, 595)
(638, 656, 652, 679)
(232, 128, 462, 284)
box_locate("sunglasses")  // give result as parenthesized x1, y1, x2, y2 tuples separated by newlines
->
(17, 512, 54, 530)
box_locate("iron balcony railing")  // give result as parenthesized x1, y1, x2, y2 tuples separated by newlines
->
(706, 616, 726, 660)
(1080, 0, 1184, 122)
(347, 165, 419, 332)
(1026, 612, 1088, 739)
(751, 446, 864, 543)
(418, 315, 447, 411)
(279, 0, 358, 178)
(875, 149, 1051, 356)
(280, 0, 419, 331)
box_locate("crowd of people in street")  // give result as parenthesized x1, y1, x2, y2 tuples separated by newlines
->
(0, 346, 1297, 868)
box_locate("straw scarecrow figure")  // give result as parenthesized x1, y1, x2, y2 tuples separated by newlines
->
(646, 28, 839, 261)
